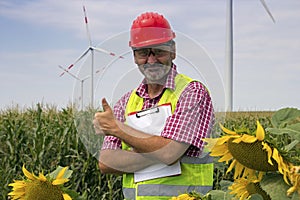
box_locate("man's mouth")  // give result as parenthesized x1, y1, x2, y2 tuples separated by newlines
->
(143, 63, 164, 69)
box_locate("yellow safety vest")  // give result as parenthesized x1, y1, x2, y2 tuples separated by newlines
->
(122, 74, 214, 200)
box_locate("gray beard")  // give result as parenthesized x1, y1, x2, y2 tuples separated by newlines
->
(140, 63, 171, 84)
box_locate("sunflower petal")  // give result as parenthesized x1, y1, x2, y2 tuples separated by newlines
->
(258, 171, 265, 181)
(22, 165, 36, 180)
(232, 134, 257, 143)
(8, 190, 25, 199)
(52, 178, 69, 185)
(39, 172, 47, 182)
(216, 135, 238, 145)
(272, 148, 284, 174)
(226, 159, 237, 174)
(210, 144, 229, 156)
(287, 186, 296, 196)
(282, 170, 291, 185)
(56, 167, 68, 179)
(63, 193, 73, 200)
(220, 123, 237, 135)
(243, 167, 256, 179)
(240, 191, 249, 200)
(262, 142, 273, 165)
(256, 121, 265, 141)
(218, 152, 233, 164)
(9, 180, 26, 190)
(229, 179, 251, 199)
(234, 162, 245, 179)
(203, 138, 218, 149)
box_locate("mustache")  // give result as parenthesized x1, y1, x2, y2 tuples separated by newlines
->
(142, 63, 165, 69)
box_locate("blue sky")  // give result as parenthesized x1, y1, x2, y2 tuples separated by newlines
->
(0, 0, 299, 111)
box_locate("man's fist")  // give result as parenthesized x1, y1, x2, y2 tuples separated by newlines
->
(93, 98, 116, 136)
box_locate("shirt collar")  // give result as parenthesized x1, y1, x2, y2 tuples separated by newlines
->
(136, 64, 178, 98)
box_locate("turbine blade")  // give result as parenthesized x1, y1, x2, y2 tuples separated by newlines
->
(60, 48, 90, 77)
(83, 5, 92, 46)
(259, 0, 276, 23)
(92, 46, 116, 56)
(92, 47, 124, 59)
(82, 75, 90, 81)
(95, 66, 106, 74)
(58, 65, 80, 81)
(59, 71, 65, 77)
(74, 48, 90, 65)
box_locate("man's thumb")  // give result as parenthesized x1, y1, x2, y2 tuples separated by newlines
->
(102, 98, 111, 112)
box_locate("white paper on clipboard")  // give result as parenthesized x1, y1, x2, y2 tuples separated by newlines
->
(126, 103, 181, 182)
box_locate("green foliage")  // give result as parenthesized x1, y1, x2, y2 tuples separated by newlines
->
(266, 107, 300, 165)
(204, 189, 234, 200)
(261, 173, 299, 200)
(213, 111, 274, 190)
(211, 108, 300, 200)
(1, 105, 299, 199)
(0, 104, 123, 200)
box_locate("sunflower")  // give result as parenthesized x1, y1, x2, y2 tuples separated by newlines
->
(8, 165, 72, 200)
(229, 178, 271, 200)
(205, 121, 290, 182)
(170, 193, 196, 200)
(170, 191, 203, 200)
(287, 165, 300, 197)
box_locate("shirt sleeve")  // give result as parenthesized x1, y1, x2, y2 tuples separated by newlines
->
(101, 91, 132, 150)
(161, 81, 214, 154)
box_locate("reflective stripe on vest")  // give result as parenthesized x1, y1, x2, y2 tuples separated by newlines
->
(123, 155, 214, 199)
(137, 185, 212, 197)
(122, 73, 214, 200)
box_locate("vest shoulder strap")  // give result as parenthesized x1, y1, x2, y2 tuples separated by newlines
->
(125, 74, 195, 115)
(159, 74, 194, 113)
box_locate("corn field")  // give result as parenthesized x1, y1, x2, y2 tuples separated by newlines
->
(0, 103, 276, 199)
(0, 104, 123, 200)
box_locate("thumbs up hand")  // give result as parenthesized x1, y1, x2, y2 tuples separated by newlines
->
(94, 98, 117, 136)
(102, 97, 112, 113)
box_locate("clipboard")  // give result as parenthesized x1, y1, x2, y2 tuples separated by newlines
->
(127, 103, 172, 135)
(126, 103, 181, 182)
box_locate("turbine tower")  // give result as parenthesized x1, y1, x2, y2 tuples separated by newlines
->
(58, 65, 90, 110)
(60, 5, 122, 108)
(225, 0, 275, 111)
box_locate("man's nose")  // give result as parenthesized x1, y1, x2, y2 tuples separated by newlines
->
(147, 53, 157, 64)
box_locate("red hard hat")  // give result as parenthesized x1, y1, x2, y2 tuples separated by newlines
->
(129, 12, 176, 48)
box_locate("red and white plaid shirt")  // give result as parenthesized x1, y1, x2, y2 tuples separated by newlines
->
(102, 65, 214, 157)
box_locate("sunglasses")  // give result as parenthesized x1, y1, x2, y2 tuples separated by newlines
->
(133, 42, 173, 59)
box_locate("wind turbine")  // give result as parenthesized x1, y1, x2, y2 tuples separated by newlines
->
(58, 65, 90, 110)
(225, 0, 275, 111)
(60, 5, 122, 107)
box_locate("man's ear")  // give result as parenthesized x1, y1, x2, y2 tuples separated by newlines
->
(133, 51, 138, 64)
(171, 42, 176, 60)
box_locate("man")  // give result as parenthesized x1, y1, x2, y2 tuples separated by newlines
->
(94, 12, 214, 200)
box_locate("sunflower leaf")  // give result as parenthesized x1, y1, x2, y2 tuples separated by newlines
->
(284, 140, 299, 151)
(207, 190, 234, 200)
(260, 173, 291, 200)
(291, 192, 300, 200)
(271, 108, 300, 128)
(267, 123, 300, 141)
(248, 194, 264, 200)
(219, 180, 233, 191)
(285, 123, 300, 140)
